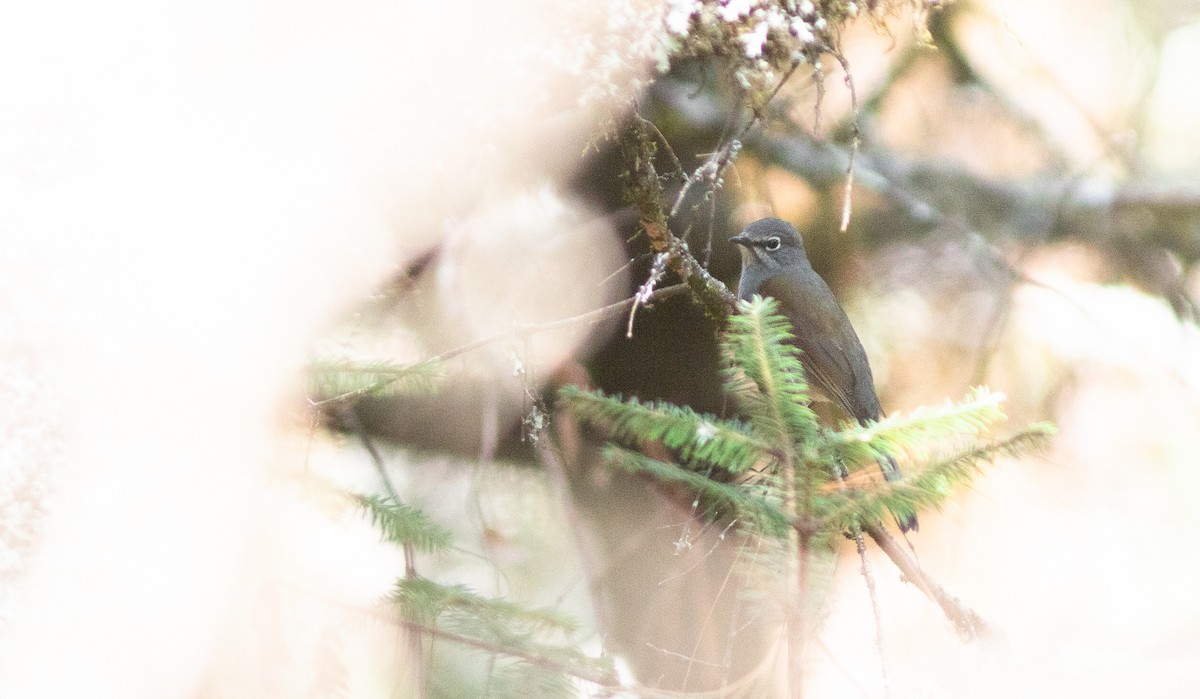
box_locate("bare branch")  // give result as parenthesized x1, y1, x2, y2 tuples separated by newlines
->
(864, 523, 993, 641)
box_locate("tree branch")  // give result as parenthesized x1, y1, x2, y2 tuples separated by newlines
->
(863, 523, 992, 641)
(620, 118, 740, 323)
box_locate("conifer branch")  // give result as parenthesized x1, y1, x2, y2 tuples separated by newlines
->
(396, 610, 617, 688)
(394, 578, 578, 636)
(821, 424, 1056, 531)
(602, 447, 792, 538)
(334, 402, 425, 687)
(558, 385, 775, 473)
(559, 296, 1056, 667)
(724, 297, 818, 446)
(391, 578, 617, 687)
(308, 358, 445, 405)
(726, 296, 826, 692)
(354, 494, 453, 553)
(827, 387, 1010, 464)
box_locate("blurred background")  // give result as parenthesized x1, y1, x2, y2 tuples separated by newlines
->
(2, 0, 1200, 696)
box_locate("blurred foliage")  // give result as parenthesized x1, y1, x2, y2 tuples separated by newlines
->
(324, 360, 617, 697)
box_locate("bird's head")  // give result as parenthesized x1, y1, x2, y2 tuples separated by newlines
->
(729, 217, 808, 271)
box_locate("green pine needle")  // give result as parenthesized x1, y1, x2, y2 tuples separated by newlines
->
(558, 385, 774, 473)
(724, 296, 818, 444)
(308, 357, 444, 400)
(355, 493, 453, 554)
(392, 578, 614, 689)
(829, 386, 1008, 463)
(822, 423, 1056, 531)
(603, 446, 792, 538)
(487, 661, 577, 699)
(393, 578, 578, 636)
(875, 385, 1007, 437)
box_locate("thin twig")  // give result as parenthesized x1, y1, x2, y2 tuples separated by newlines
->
(853, 526, 891, 699)
(646, 641, 732, 668)
(829, 49, 860, 233)
(670, 59, 804, 222)
(336, 404, 415, 577)
(334, 403, 424, 692)
(628, 253, 669, 338)
(310, 284, 691, 406)
(622, 118, 739, 319)
(635, 109, 687, 182)
(812, 61, 826, 138)
(703, 186, 719, 266)
(674, 519, 743, 691)
(534, 440, 616, 681)
(834, 455, 892, 696)
(622, 57, 812, 323)
(404, 624, 613, 686)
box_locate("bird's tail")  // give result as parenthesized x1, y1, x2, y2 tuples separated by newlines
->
(880, 454, 918, 533)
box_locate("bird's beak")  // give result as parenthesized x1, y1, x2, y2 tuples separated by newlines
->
(730, 233, 751, 247)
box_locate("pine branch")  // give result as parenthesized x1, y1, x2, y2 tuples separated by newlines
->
(724, 296, 819, 446)
(828, 387, 1010, 464)
(394, 578, 578, 637)
(308, 357, 444, 403)
(354, 493, 453, 554)
(902, 424, 1056, 507)
(556, 296, 1057, 660)
(391, 578, 614, 688)
(488, 661, 577, 699)
(558, 385, 774, 473)
(822, 424, 1055, 533)
(602, 446, 792, 538)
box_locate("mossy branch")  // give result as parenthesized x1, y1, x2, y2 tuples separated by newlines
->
(619, 117, 739, 323)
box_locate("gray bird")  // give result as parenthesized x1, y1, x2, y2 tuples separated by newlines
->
(731, 217, 917, 532)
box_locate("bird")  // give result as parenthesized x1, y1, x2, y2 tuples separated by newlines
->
(731, 217, 917, 532)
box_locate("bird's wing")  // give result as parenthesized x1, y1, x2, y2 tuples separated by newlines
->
(756, 272, 883, 422)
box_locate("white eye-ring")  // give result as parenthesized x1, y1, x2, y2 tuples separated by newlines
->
(764, 236, 782, 251)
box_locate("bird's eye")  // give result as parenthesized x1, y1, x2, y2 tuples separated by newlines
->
(764, 236, 782, 251)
